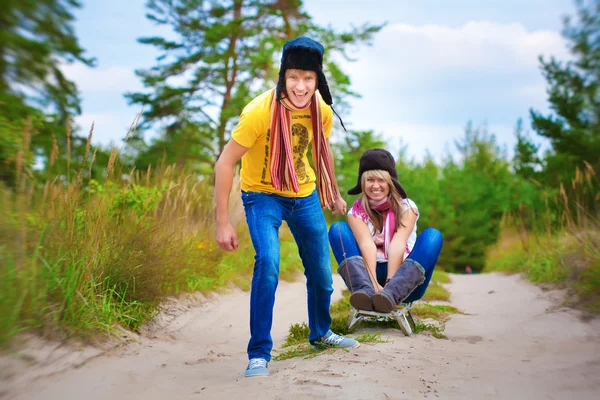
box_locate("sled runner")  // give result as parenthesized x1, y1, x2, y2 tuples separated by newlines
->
(345, 260, 436, 336)
(347, 303, 416, 336)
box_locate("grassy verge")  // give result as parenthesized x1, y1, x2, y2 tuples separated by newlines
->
(432, 269, 451, 284)
(421, 270, 451, 301)
(422, 282, 450, 301)
(274, 269, 458, 360)
(485, 228, 600, 313)
(0, 149, 304, 346)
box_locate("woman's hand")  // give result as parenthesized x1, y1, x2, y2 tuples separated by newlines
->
(371, 277, 383, 292)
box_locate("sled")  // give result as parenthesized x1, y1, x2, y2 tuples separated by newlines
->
(347, 302, 416, 336)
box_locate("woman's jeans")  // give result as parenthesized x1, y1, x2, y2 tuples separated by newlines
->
(242, 190, 333, 362)
(329, 222, 443, 301)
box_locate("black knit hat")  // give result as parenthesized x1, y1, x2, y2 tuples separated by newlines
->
(276, 36, 333, 106)
(347, 149, 407, 198)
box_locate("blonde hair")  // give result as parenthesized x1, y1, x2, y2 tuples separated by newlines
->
(360, 170, 403, 233)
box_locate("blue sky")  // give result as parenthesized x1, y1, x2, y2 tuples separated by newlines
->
(66, 0, 575, 161)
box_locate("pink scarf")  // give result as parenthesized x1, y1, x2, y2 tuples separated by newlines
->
(350, 197, 396, 258)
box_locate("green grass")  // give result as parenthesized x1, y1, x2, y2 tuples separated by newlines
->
(0, 233, 303, 345)
(432, 269, 451, 284)
(281, 321, 312, 348)
(0, 167, 306, 346)
(411, 303, 463, 321)
(485, 228, 600, 314)
(272, 343, 321, 361)
(413, 321, 447, 339)
(421, 282, 451, 301)
(272, 322, 384, 361)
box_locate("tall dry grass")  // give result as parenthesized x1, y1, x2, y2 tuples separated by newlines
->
(0, 123, 302, 345)
(485, 165, 600, 313)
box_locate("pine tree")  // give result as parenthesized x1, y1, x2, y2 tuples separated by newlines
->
(0, 0, 96, 185)
(440, 123, 513, 271)
(513, 118, 541, 181)
(530, 0, 599, 189)
(126, 0, 382, 169)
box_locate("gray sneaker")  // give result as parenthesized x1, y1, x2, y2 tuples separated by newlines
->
(317, 330, 360, 349)
(245, 358, 268, 377)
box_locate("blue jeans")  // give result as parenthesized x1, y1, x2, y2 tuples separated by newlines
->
(328, 222, 443, 302)
(242, 190, 333, 361)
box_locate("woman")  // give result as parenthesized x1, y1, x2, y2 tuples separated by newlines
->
(328, 149, 443, 313)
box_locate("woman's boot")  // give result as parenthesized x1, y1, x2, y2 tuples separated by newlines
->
(337, 256, 375, 311)
(372, 259, 425, 313)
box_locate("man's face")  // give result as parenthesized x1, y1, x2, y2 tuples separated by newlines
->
(285, 69, 317, 108)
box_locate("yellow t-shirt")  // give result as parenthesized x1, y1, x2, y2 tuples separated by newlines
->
(231, 89, 333, 197)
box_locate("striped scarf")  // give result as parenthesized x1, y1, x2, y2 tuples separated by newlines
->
(269, 88, 338, 208)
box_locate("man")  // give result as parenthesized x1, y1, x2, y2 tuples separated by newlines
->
(215, 36, 359, 378)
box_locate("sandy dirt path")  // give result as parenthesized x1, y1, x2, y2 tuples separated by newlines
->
(4, 272, 600, 400)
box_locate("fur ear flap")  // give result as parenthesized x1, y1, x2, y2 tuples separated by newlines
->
(316, 70, 332, 105)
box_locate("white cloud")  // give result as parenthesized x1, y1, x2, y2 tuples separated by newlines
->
(343, 21, 569, 82)
(67, 19, 563, 163)
(61, 63, 142, 93)
(328, 20, 567, 161)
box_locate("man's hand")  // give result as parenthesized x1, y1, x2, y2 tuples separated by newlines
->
(331, 196, 347, 216)
(216, 222, 239, 251)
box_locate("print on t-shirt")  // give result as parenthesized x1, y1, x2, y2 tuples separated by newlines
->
(261, 128, 271, 185)
(292, 123, 309, 181)
(260, 120, 310, 185)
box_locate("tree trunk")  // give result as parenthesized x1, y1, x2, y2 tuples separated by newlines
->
(217, 0, 242, 158)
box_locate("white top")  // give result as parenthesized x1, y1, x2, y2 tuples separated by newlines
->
(347, 198, 419, 262)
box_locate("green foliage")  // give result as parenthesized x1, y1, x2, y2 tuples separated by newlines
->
(0, 0, 99, 187)
(105, 182, 166, 224)
(512, 119, 541, 180)
(0, 0, 95, 117)
(396, 123, 514, 272)
(282, 322, 311, 348)
(0, 109, 28, 187)
(529, 0, 600, 213)
(126, 0, 383, 168)
(132, 121, 215, 174)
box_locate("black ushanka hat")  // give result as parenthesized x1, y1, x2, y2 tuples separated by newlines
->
(276, 36, 333, 106)
(347, 148, 407, 198)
